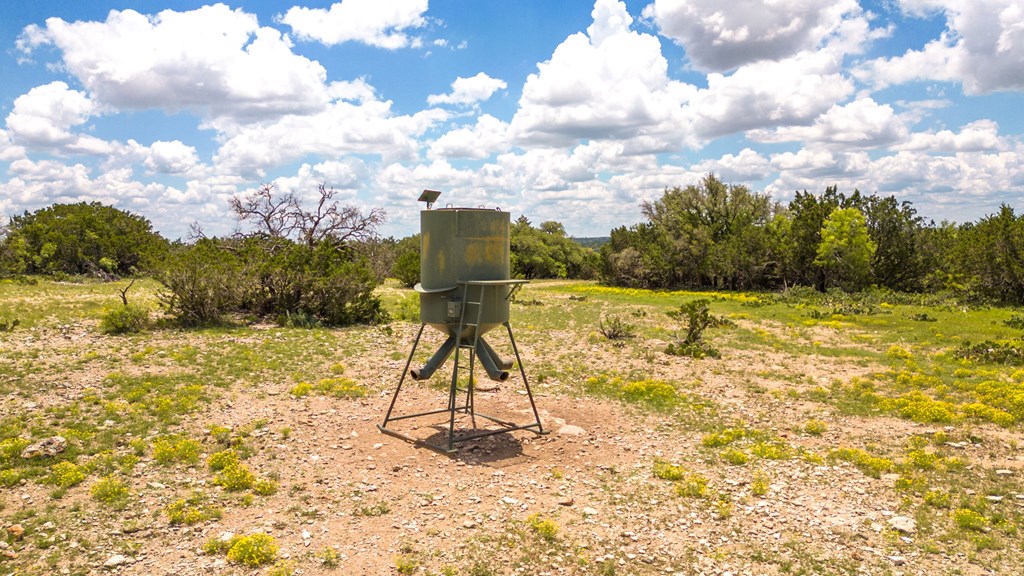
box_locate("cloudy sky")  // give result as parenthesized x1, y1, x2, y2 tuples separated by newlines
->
(2, 0, 1023, 240)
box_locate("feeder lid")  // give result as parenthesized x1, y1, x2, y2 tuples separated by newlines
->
(418, 189, 441, 208)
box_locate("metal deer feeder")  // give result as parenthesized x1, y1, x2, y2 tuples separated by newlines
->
(379, 190, 544, 452)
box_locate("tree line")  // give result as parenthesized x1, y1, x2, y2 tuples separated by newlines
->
(2, 174, 1022, 327)
(600, 174, 1024, 304)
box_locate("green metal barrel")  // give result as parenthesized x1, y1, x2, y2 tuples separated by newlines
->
(415, 208, 510, 338)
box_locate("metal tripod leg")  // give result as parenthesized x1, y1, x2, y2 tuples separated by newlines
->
(380, 323, 425, 429)
(505, 321, 545, 435)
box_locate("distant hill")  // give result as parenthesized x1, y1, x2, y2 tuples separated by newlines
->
(571, 236, 609, 249)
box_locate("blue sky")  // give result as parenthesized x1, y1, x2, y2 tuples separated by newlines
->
(2, 0, 1023, 240)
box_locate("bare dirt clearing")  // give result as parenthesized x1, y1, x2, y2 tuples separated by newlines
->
(2, 280, 1024, 576)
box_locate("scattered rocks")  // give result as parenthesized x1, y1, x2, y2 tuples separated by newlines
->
(887, 516, 916, 534)
(6, 524, 24, 540)
(19, 436, 67, 459)
(103, 554, 128, 568)
(557, 425, 587, 437)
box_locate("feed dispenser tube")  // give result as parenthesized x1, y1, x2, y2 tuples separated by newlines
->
(379, 193, 545, 453)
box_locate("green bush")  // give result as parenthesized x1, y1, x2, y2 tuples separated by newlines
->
(391, 238, 420, 288)
(1, 202, 168, 276)
(158, 239, 246, 326)
(99, 304, 149, 334)
(226, 533, 279, 566)
(152, 436, 202, 466)
(165, 496, 224, 525)
(45, 461, 86, 487)
(664, 299, 728, 358)
(214, 463, 256, 491)
(91, 476, 130, 506)
(207, 450, 240, 471)
(158, 237, 387, 327)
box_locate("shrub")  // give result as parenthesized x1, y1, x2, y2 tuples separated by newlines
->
(664, 299, 728, 358)
(751, 471, 770, 497)
(953, 339, 1024, 366)
(598, 315, 635, 340)
(391, 247, 420, 288)
(158, 239, 245, 326)
(152, 436, 202, 466)
(721, 448, 749, 465)
(1005, 314, 1024, 330)
(214, 463, 256, 491)
(226, 533, 279, 566)
(952, 508, 988, 531)
(165, 497, 223, 525)
(829, 447, 894, 479)
(207, 450, 240, 471)
(652, 459, 686, 481)
(99, 304, 149, 334)
(46, 461, 86, 487)
(527, 514, 559, 541)
(252, 479, 279, 496)
(91, 476, 129, 506)
(924, 490, 951, 509)
(803, 419, 828, 436)
(674, 473, 710, 498)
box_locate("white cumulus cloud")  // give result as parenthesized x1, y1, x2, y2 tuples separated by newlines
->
(427, 73, 507, 106)
(748, 98, 908, 147)
(429, 115, 511, 159)
(644, 0, 871, 72)
(5, 82, 99, 150)
(689, 51, 853, 138)
(510, 0, 697, 149)
(144, 141, 200, 174)
(20, 5, 333, 120)
(281, 0, 428, 49)
(855, 0, 1024, 94)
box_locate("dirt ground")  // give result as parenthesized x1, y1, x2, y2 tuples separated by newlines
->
(3, 295, 1024, 576)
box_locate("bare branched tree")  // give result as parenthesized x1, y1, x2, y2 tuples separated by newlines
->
(230, 183, 300, 238)
(230, 182, 385, 245)
(297, 184, 386, 246)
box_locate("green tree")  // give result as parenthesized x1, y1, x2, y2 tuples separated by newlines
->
(814, 207, 876, 291)
(511, 217, 598, 280)
(955, 205, 1024, 304)
(2, 202, 168, 276)
(787, 187, 843, 289)
(390, 234, 420, 287)
(861, 194, 926, 291)
(604, 173, 777, 289)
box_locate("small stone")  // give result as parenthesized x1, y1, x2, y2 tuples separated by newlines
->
(888, 516, 916, 534)
(995, 469, 1013, 476)
(20, 436, 68, 459)
(582, 507, 599, 516)
(104, 554, 128, 568)
(301, 530, 311, 540)
(557, 496, 574, 506)
(557, 425, 587, 437)
(463, 520, 477, 529)
(501, 496, 518, 505)
(6, 525, 24, 540)
(887, 555, 906, 566)
(1, 549, 16, 559)
(986, 495, 1004, 503)
(373, 443, 383, 449)
(217, 531, 235, 543)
